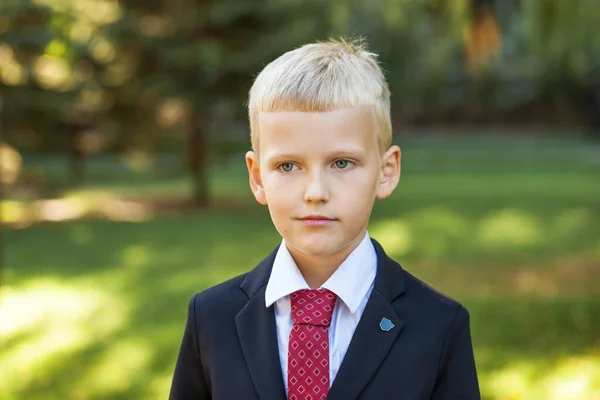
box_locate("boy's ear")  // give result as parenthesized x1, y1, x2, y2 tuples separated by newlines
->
(245, 151, 268, 205)
(376, 145, 401, 199)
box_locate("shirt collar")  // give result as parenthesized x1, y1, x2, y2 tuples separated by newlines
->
(265, 233, 377, 313)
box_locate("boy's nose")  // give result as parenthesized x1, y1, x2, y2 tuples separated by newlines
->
(304, 171, 329, 203)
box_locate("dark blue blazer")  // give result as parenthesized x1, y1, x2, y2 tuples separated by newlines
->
(170, 239, 480, 399)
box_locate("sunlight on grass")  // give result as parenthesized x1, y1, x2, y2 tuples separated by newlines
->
(370, 206, 469, 259)
(74, 338, 154, 398)
(121, 244, 152, 268)
(150, 373, 176, 399)
(545, 357, 600, 400)
(408, 206, 469, 258)
(63, 191, 153, 222)
(0, 279, 131, 396)
(0, 279, 127, 340)
(478, 209, 544, 249)
(38, 198, 87, 221)
(1, 200, 27, 224)
(369, 205, 598, 261)
(62, 189, 115, 205)
(483, 354, 600, 400)
(2, 191, 154, 226)
(484, 360, 536, 399)
(369, 219, 412, 256)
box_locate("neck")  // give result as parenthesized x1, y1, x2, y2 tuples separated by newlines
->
(286, 230, 367, 289)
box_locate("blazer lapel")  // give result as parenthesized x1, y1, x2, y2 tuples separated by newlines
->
(235, 246, 287, 400)
(327, 239, 407, 400)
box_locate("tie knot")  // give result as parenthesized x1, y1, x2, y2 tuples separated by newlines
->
(290, 289, 337, 327)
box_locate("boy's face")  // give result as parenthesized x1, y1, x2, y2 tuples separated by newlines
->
(246, 107, 401, 260)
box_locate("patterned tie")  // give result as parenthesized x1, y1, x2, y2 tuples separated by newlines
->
(287, 289, 338, 400)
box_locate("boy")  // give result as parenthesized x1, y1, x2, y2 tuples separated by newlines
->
(170, 39, 480, 400)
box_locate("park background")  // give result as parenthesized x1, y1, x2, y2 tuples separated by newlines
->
(1, 0, 599, 399)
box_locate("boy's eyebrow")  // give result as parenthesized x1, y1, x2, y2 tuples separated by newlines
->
(263, 147, 368, 162)
(261, 151, 299, 163)
(327, 147, 368, 158)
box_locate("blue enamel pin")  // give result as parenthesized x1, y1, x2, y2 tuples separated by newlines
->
(379, 317, 395, 332)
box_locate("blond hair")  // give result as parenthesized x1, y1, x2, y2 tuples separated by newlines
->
(248, 38, 392, 152)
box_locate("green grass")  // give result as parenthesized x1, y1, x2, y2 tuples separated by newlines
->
(2, 137, 600, 399)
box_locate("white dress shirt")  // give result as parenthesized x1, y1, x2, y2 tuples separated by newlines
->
(264, 233, 377, 393)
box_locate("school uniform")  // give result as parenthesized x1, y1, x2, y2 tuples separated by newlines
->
(170, 235, 480, 399)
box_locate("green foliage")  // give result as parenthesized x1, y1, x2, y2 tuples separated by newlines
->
(2, 0, 600, 153)
(329, 0, 600, 113)
(1, 0, 327, 151)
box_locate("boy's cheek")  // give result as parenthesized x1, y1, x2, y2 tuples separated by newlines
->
(265, 192, 292, 208)
(264, 176, 297, 196)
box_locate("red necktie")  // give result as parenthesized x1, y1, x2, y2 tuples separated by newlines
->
(287, 289, 337, 400)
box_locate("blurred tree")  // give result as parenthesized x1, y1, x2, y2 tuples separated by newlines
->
(1, 0, 326, 204)
(520, 0, 600, 121)
(0, 0, 116, 182)
(345, 0, 600, 123)
(2, 0, 599, 197)
(336, 0, 470, 116)
(99, 0, 326, 206)
(463, 0, 501, 78)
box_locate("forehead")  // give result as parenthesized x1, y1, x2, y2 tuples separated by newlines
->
(257, 107, 377, 154)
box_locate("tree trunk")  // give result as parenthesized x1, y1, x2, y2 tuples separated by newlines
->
(187, 110, 209, 207)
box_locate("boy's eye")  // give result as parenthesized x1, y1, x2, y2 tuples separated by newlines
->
(279, 163, 297, 172)
(334, 159, 353, 169)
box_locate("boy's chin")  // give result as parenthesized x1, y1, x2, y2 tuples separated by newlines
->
(287, 238, 350, 258)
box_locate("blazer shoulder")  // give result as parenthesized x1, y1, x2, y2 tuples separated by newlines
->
(401, 268, 468, 318)
(190, 272, 250, 321)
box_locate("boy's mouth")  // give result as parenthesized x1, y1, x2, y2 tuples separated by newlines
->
(296, 215, 337, 227)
